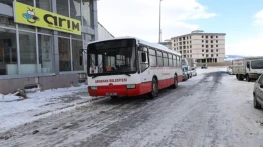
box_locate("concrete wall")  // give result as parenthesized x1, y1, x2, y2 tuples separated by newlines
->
(0, 74, 79, 94)
(197, 62, 232, 67)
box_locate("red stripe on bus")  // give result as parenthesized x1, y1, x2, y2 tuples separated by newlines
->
(88, 75, 183, 97)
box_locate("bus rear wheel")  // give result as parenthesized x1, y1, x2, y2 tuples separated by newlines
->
(148, 78, 158, 98)
(172, 75, 178, 89)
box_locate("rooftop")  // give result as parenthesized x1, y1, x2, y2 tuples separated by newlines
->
(171, 31, 226, 39)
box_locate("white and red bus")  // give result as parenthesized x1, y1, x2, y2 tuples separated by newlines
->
(87, 37, 183, 98)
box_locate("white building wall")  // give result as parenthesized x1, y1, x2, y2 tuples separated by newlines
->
(98, 22, 114, 40)
(171, 31, 226, 63)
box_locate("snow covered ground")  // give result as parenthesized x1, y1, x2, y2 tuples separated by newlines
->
(0, 84, 103, 133)
(1, 66, 263, 147)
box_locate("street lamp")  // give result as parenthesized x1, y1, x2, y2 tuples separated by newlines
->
(158, 0, 164, 43)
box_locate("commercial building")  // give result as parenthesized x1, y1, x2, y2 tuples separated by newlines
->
(0, 0, 113, 94)
(171, 30, 226, 63)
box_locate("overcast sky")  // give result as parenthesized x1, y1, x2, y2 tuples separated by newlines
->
(98, 0, 263, 56)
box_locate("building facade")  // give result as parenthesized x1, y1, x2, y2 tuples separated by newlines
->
(171, 30, 226, 63)
(0, 0, 112, 94)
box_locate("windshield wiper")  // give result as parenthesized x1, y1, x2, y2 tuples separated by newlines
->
(124, 73, 131, 77)
(92, 75, 99, 79)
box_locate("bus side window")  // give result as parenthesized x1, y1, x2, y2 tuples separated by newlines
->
(140, 47, 149, 72)
(157, 50, 163, 67)
(149, 48, 157, 67)
(173, 55, 177, 67)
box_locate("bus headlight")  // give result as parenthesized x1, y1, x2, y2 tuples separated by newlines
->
(90, 86, 97, 90)
(127, 84, 136, 89)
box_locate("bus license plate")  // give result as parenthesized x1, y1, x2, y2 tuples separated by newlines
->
(106, 92, 117, 96)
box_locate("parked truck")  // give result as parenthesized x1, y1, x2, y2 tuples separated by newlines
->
(232, 57, 263, 82)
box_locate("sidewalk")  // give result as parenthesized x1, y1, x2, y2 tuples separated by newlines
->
(0, 84, 103, 133)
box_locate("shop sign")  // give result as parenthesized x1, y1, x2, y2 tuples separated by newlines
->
(13, 1, 81, 35)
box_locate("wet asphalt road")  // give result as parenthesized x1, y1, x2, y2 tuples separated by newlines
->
(1, 70, 263, 147)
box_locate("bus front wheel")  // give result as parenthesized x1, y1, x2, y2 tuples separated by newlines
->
(149, 78, 158, 98)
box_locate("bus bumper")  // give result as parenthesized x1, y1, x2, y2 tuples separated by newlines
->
(88, 83, 152, 97)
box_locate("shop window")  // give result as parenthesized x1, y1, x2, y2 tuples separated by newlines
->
(38, 35, 54, 73)
(59, 38, 71, 71)
(0, 28, 17, 75)
(72, 33, 82, 40)
(19, 31, 37, 74)
(57, 0, 69, 17)
(82, 0, 92, 27)
(58, 32, 70, 37)
(72, 39, 84, 71)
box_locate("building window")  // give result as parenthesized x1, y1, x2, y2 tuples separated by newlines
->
(211, 40, 213, 43)
(216, 49, 218, 52)
(57, 0, 69, 17)
(202, 40, 204, 43)
(190, 41, 191, 43)
(202, 36, 204, 38)
(190, 50, 192, 53)
(17, 0, 34, 6)
(202, 45, 204, 47)
(187, 46, 189, 49)
(211, 54, 214, 57)
(211, 49, 213, 52)
(206, 40, 208, 43)
(206, 54, 209, 57)
(202, 50, 204, 52)
(70, 0, 82, 23)
(0, 28, 17, 75)
(0, 15, 15, 28)
(82, 0, 92, 27)
(190, 55, 192, 57)
(59, 38, 71, 71)
(206, 36, 208, 39)
(217, 54, 218, 57)
(216, 45, 218, 47)
(206, 49, 208, 52)
(211, 36, 213, 39)
(36, 0, 52, 11)
(216, 40, 218, 43)
(211, 45, 213, 48)
(72, 40, 84, 71)
(19, 31, 37, 74)
(190, 36, 191, 39)
(187, 37, 188, 39)
(38, 35, 54, 73)
(202, 54, 204, 57)
(216, 36, 218, 38)
(190, 45, 192, 48)
(206, 45, 208, 48)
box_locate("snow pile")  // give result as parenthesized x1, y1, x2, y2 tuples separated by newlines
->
(0, 94, 22, 102)
(0, 84, 93, 133)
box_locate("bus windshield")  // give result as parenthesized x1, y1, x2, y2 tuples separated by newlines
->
(251, 60, 263, 69)
(87, 39, 137, 76)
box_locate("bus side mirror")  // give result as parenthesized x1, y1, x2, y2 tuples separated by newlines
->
(141, 52, 147, 63)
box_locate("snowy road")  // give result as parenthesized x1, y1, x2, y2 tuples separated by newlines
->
(1, 68, 263, 147)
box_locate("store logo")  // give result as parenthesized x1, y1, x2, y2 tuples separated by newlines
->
(22, 8, 39, 24)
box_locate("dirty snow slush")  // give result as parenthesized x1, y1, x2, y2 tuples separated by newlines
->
(1, 68, 263, 147)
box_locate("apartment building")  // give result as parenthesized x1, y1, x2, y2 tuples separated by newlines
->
(171, 30, 226, 63)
